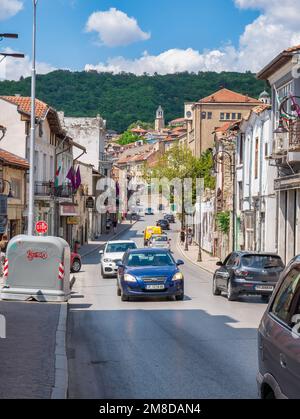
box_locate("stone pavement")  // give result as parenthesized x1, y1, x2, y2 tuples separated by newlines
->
(177, 239, 220, 274)
(0, 301, 61, 399)
(78, 220, 137, 258)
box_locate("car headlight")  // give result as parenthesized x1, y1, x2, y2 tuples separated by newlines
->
(172, 272, 184, 281)
(103, 258, 112, 263)
(124, 274, 137, 283)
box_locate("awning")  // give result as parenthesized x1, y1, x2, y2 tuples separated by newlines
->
(274, 174, 300, 191)
(60, 204, 78, 217)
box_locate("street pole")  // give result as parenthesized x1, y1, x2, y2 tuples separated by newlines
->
(232, 157, 236, 252)
(28, 0, 37, 235)
(197, 199, 202, 262)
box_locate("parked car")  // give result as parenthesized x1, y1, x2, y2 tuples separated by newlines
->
(156, 219, 170, 230)
(143, 226, 162, 246)
(145, 207, 154, 215)
(117, 248, 184, 302)
(164, 214, 175, 223)
(71, 252, 82, 273)
(149, 234, 171, 250)
(257, 256, 300, 399)
(99, 240, 137, 278)
(213, 252, 285, 301)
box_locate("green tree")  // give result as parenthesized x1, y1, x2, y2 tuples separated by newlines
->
(117, 130, 143, 145)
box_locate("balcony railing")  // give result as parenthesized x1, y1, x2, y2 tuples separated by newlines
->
(34, 181, 73, 198)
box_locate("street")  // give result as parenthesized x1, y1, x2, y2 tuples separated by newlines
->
(67, 216, 267, 399)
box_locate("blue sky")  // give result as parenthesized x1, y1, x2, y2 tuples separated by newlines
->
(0, 0, 299, 79)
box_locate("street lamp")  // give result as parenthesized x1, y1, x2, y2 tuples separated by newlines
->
(0, 52, 25, 63)
(0, 34, 19, 40)
(28, 0, 38, 236)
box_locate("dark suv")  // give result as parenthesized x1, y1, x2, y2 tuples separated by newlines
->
(213, 251, 284, 301)
(257, 256, 300, 399)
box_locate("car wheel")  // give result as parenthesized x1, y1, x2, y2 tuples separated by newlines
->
(101, 266, 108, 279)
(227, 280, 237, 301)
(212, 276, 221, 296)
(71, 258, 81, 273)
(175, 293, 184, 301)
(117, 287, 121, 297)
(121, 293, 129, 302)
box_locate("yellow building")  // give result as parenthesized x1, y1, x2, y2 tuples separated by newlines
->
(185, 88, 261, 157)
(0, 148, 29, 240)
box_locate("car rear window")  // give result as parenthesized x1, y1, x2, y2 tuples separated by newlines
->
(106, 243, 137, 253)
(241, 255, 284, 269)
(153, 236, 168, 242)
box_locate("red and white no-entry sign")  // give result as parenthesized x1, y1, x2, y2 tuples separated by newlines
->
(35, 220, 48, 234)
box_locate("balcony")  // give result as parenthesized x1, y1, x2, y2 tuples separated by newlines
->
(34, 182, 73, 198)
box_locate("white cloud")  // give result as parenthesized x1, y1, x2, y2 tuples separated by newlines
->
(85, 0, 300, 74)
(0, 49, 56, 81)
(86, 7, 150, 47)
(0, 0, 23, 20)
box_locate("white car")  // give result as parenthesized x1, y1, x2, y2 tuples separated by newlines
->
(100, 240, 137, 278)
(148, 234, 171, 250)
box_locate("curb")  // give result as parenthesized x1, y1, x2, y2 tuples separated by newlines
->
(51, 303, 68, 399)
(176, 235, 215, 275)
(80, 221, 138, 258)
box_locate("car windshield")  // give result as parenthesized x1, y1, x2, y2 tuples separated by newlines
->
(153, 236, 168, 242)
(127, 252, 174, 267)
(241, 255, 283, 269)
(106, 243, 136, 253)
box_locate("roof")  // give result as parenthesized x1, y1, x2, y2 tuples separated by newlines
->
(251, 103, 271, 115)
(257, 44, 300, 80)
(256, 45, 300, 80)
(0, 148, 29, 169)
(130, 127, 147, 133)
(0, 96, 49, 119)
(169, 117, 186, 125)
(199, 88, 260, 104)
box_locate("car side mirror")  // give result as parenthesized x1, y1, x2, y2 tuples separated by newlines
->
(176, 259, 184, 266)
(116, 261, 124, 268)
(216, 261, 223, 267)
(99, 250, 104, 255)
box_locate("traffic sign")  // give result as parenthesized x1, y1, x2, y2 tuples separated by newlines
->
(35, 220, 48, 234)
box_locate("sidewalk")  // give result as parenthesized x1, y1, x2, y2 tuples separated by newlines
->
(78, 220, 137, 258)
(0, 301, 63, 399)
(177, 238, 219, 274)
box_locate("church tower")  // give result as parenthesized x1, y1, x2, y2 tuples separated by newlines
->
(259, 90, 271, 105)
(155, 105, 165, 131)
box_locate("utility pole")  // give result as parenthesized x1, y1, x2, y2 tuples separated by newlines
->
(28, 0, 38, 235)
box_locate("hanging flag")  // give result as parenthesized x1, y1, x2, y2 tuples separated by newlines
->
(54, 166, 61, 188)
(75, 167, 81, 190)
(66, 167, 76, 190)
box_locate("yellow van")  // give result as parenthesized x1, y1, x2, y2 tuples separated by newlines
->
(144, 226, 162, 246)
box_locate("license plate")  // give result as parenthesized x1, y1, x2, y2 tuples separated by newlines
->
(255, 285, 274, 292)
(145, 285, 165, 290)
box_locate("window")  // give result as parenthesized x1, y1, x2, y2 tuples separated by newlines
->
(34, 151, 39, 176)
(255, 137, 259, 179)
(208, 112, 212, 119)
(39, 122, 43, 138)
(10, 178, 21, 199)
(238, 113, 242, 120)
(271, 267, 300, 327)
(226, 113, 231, 120)
(238, 182, 243, 211)
(225, 253, 237, 266)
(201, 112, 207, 119)
(43, 153, 47, 181)
(239, 134, 244, 164)
(50, 156, 54, 179)
(232, 113, 236, 120)
(220, 113, 225, 120)
(25, 121, 30, 136)
(264, 142, 269, 158)
(274, 81, 293, 128)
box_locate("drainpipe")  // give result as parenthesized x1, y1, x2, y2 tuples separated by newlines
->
(258, 121, 264, 252)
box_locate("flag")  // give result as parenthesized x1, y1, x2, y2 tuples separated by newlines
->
(54, 166, 61, 188)
(66, 167, 76, 190)
(75, 167, 81, 190)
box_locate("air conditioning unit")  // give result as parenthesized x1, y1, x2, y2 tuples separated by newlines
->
(184, 103, 194, 121)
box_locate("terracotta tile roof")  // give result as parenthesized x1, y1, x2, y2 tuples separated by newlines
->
(214, 120, 242, 134)
(252, 103, 271, 114)
(199, 88, 260, 104)
(0, 148, 29, 169)
(130, 128, 147, 134)
(169, 117, 186, 125)
(285, 45, 300, 53)
(0, 96, 49, 119)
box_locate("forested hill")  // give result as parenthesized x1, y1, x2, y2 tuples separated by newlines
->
(0, 70, 267, 132)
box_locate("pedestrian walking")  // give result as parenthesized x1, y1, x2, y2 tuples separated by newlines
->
(113, 220, 117, 234)
(180, 229, 185, 244)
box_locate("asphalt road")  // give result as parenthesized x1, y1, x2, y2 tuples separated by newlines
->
(67, 216, 267, 399)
